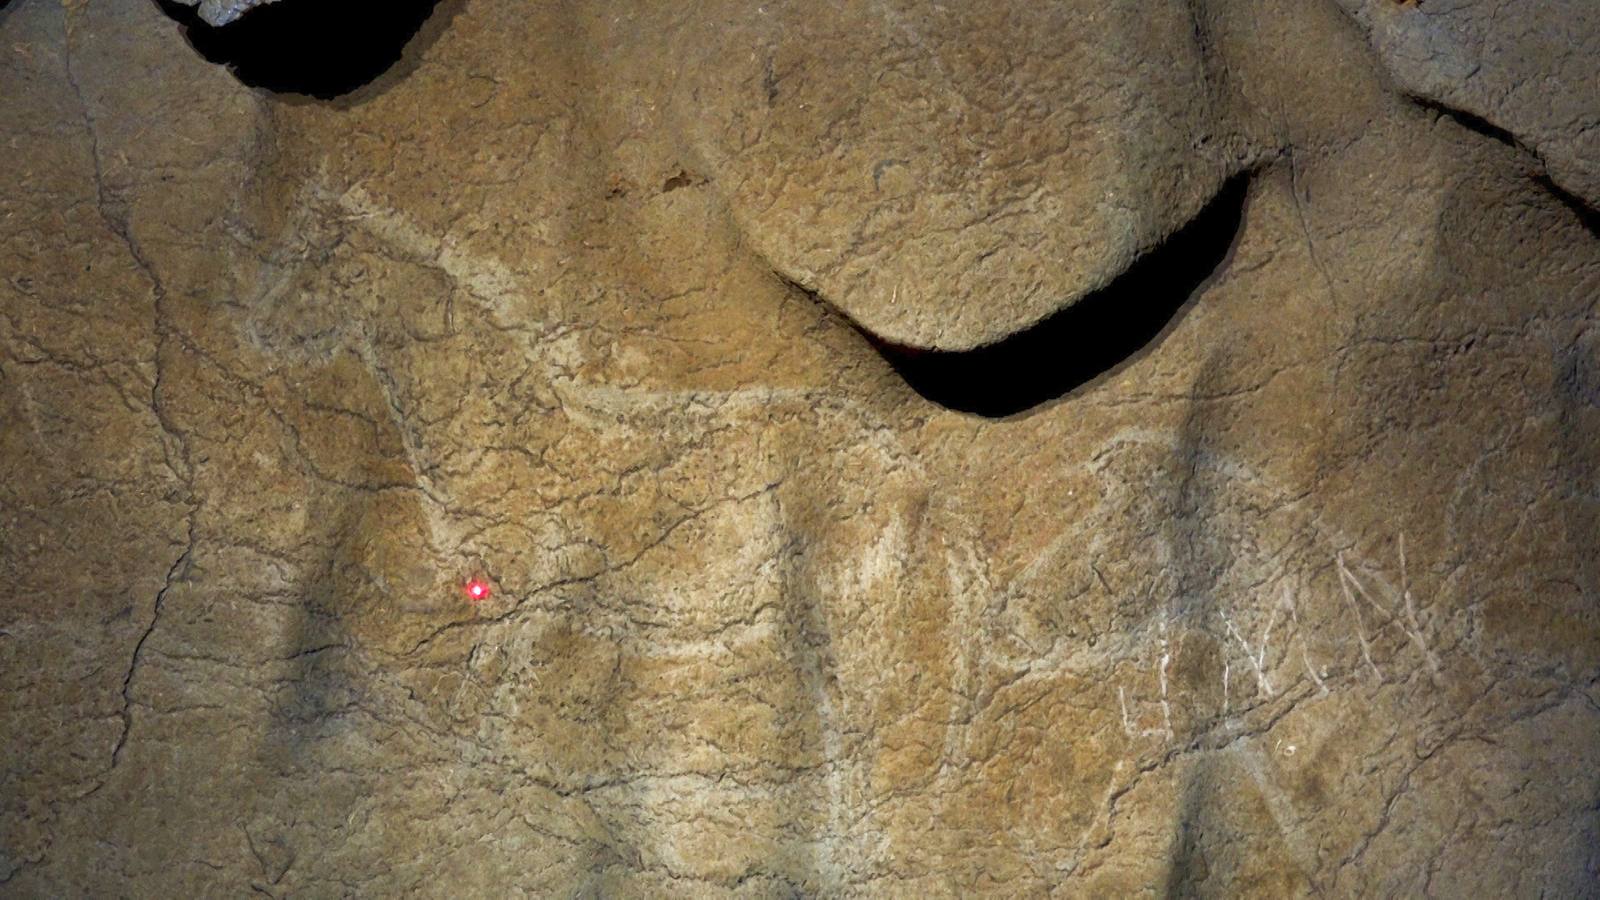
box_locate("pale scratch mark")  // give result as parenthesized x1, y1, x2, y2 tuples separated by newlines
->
(1338, 542, 1440, 679)
(1221, 602, 1276, 699)
(1260, 598, 1279, 669)
(345, 342, 456, 554)
(1239, 742, 1321, 878)
(1396, 533, 1441, 677)
(555, 381, 822, 421)
(1336, 552, 1385, 683)
(940, 536, 991, 764)
(1285, 581, 1328, 694)
(335, 183, 531, 325)
(445, 640, 489, 718)
(1119, 624, 1175, 742)
(322, 181, 541, 553)
(1069, 761, 1125, 863)
(1157, 616, 1174, 739)
(815, 680, 850, 885)
(242, 175, 328, 321)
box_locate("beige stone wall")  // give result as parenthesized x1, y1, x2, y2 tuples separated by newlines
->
(2, 0, 1596, 895)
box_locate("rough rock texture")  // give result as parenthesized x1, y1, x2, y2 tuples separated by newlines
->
(2, 0, 1598, 896)
(1337, 0, 1600, 210)
(645, 1, 1257, 351)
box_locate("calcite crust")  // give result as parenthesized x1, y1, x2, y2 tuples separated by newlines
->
(168, 0, 278, 27)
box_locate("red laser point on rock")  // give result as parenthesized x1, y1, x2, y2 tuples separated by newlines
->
(464, 578, 491, 602)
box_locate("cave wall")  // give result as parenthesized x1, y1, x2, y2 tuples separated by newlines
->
(2, 0, 1597, 895)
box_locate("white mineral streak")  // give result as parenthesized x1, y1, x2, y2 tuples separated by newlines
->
(171, 0, 279, 27)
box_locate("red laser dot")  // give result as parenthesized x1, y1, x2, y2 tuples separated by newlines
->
(464, 579, 490, 601)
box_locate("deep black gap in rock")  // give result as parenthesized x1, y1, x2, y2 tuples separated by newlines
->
(870, 175, 1249, 418)
(1414, 97, 1525, 152)
(155, 0, 440, 100)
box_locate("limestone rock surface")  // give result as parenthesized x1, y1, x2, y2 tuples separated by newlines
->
(2, 0, 1598, 896)
(1337, 0, 1600, 208)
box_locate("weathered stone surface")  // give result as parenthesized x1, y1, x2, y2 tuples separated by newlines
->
(2, 0, 1597, 896)
(630, 1, 1258, 351)
(1337, 0, 1600, 208)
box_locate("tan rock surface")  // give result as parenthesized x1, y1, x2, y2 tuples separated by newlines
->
(1337, 0, 1600, 209)
(2, 0, 1597, 896)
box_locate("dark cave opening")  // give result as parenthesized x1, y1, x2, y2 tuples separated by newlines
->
(154, 0, 442, 100)
(869, 174, 1249, 418)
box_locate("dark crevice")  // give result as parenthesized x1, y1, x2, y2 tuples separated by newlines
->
(1535, 175, 1600, 240)
(660, 168, 705, 194)
(865, 174, 1250, 418)
(154, 0, 443, 100)
(1413, 96, 1527, 153)
(1414, 98, 1600, 238)
(1410, 97, 1599, 240)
